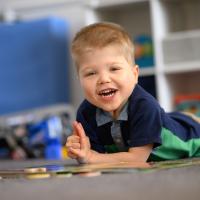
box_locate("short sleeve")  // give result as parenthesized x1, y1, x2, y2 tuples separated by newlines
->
(128, 98, 162, 147)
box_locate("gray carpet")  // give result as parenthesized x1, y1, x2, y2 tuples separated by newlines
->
(0, 159, 200, 200)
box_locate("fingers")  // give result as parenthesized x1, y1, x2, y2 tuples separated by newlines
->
(66, 142, 81, 149)
(67, 146, 82, 159)
(67, 150, 78, 159)
(66, 121, 84, 149)
(66, 135, 81, 149)
(68, 148, 88, 164)
(66, 136, 80, 159)
(67, 135, 80, 143)
(66, 121, 91, 163)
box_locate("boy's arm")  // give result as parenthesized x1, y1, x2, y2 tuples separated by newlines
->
(66, 121, 153, 164)
(83, 144, 153, 164)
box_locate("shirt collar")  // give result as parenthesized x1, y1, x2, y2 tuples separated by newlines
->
(96, 101, 129, 127)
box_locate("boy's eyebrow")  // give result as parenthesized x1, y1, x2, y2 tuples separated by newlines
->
(79, 66, 95, 73)
(108, 61, 123, 65)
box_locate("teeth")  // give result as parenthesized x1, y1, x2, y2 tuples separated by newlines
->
(99, 89, 117, 96)
(101, 89, 112, 94)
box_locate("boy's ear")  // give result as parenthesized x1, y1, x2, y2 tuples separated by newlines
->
(133, 64, 139, 74)
(134, 64, 139, 70)
(133, 64, 139, 83)
(134, 64, 139, 68)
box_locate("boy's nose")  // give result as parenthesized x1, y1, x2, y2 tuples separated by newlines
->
(97, 73, 111, 84)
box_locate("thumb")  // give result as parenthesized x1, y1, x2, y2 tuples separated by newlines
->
(72, 121, 87, 138)
(76, 122, 90, 149)
(72, 121, 89, 150)
(72, 121, 80, 136)
(77, 122, 86, 138)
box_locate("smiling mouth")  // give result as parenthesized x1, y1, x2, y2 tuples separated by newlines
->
(98, 88, 118, 97)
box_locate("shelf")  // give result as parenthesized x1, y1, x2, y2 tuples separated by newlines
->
(162, 29, 200, 65)
(87, 0, 152, 37)
(166, 70, 200, 98)
(164, 29, 200, 40)
(139, 67, 155, 76)
(164, 61, 200, 74)
(87, 0, 148, 9)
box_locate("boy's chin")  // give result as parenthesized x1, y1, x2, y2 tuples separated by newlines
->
(99, 105, 119, 114)
(91, 100, 121, 112)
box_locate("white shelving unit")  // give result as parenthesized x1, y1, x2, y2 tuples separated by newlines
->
(151, 0, 200, 111)
(86, 0, 200, 111)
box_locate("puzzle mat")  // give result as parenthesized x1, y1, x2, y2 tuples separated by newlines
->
(0, 158, 200, 179)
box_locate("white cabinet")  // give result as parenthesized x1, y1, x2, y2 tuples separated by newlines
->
(86, 0, 200, 111)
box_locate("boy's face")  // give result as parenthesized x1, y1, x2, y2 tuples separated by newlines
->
(77, 45, 139, 119)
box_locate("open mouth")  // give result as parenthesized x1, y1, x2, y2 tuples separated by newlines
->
(98, 88, 118, 97)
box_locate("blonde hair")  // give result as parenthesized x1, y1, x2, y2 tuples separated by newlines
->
(71, 22, 135, 68)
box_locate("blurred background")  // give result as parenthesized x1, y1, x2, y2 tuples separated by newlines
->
(0, 0, 199, 160)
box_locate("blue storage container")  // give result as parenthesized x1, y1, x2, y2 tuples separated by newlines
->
(0, 17, 70, 115)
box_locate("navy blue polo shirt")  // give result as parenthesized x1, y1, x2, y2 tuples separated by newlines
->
(76, 84, 200, 161)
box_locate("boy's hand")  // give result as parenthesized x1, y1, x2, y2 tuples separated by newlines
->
(66, 121, 92, 164)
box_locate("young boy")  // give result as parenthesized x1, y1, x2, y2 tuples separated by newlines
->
(66, 22, 200, 164)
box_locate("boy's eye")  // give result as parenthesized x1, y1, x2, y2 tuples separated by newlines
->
(85, 72, 96, 77)
(110, 66, 120, 71)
